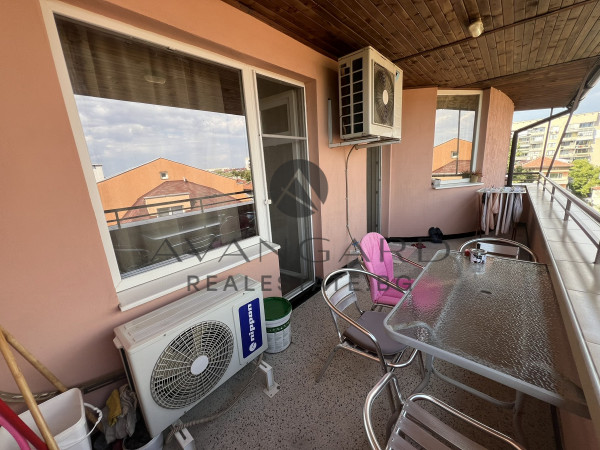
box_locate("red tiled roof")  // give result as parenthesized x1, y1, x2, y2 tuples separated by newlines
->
(521, 157, 571, 169)
(121, 180, 244, 222)
(432, 160, 471, 174)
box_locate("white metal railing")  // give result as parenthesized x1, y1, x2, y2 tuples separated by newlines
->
(537, 173, 600, 263)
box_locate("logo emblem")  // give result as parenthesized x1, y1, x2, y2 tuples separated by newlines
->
(269, 159, 328, 218)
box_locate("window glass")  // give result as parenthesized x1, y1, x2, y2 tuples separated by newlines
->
(56, 17, 257, 277)
(431, 94, 480, 179)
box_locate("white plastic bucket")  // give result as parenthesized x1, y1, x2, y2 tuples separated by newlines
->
(264, 297, 292, 353)
(0, 388, 92, 450)
(123, 432, 163, 450)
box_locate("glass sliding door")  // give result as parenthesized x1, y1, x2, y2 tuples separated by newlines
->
(256, 75, 314, 298)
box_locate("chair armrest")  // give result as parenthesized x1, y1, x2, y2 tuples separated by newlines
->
(363, 372, 402, 450)
(405, 394, 526, 450)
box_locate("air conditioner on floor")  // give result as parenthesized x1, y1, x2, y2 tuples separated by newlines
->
(114, 275, 267, 437)
(338, 46, 403, 140)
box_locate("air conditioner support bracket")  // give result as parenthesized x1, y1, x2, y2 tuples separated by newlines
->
(259, 360, 280, 397)
(327, 99, 400, 149)
(174, 425, 196, 450)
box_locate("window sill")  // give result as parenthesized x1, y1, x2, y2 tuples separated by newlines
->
(431, 181, 484, 190)
(117, 240, 280, 311)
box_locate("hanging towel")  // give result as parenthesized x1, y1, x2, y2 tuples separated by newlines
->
(495, 193, 505, 236)
(480, 191, 488, 232)
(486, 192, 494, 234)
(513, 193, 523, 223)
(502, 193, 514, 234)
(489, 193, 500, 231)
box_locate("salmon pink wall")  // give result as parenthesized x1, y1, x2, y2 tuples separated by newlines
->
(385, 87, 514, 237)
(0, 0, 343, 405)
(479, 88, 515, 187)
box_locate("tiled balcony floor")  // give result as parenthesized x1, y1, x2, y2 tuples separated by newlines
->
(162, 236, 558, 450)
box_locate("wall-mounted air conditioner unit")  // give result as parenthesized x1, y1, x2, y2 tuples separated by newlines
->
(114, 275, 267, 437)
(338, 46, 403, 140)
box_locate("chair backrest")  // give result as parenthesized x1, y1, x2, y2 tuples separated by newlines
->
(459, 237, 537, 262)
(364, 373, 526, 450)
(324, 272, 357, 312)
(478, 241, 519, 259)
(360, 233, 394, 301)
(322, 271, 361, 338)
(392, 394, 525, 450)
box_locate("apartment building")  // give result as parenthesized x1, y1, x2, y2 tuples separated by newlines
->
(512, 111, 600, 165)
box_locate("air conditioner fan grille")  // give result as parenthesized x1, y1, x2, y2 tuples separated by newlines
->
(373, 62, 394, 127)
(150, 321, 234, 409)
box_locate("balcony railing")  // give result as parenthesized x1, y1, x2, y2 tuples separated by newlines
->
(104, 189, 254, 229)
(537, 173, 600, 264)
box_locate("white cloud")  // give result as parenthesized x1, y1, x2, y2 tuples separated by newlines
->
(75, 95, 250, 178)
(434, 109, 476, 146)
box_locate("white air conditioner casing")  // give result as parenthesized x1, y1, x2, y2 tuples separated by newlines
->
(114, 275, 267, 437)
(338, 46, 403, 140)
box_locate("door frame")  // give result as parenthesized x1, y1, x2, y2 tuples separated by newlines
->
(253, 71, 315, 298)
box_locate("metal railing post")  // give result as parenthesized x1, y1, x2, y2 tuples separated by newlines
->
(538, 173, 600, 264)
(564, 199, 571, 221)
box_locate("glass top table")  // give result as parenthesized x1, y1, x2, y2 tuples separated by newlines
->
(384, 250, 588, 416)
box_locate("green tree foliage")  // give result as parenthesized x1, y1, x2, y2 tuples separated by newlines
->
(568, 159, 600, 198)
(213, 168, 252, 182)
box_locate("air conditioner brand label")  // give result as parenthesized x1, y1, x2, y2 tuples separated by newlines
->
(238, 298, 263, 358)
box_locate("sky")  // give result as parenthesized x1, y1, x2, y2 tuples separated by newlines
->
(513, 82, 600, 122)
(75, 95, 250, 179)
(434, 110, 476, 146)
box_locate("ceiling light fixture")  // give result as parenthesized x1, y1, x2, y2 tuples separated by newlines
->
(468, 18, 484, 38)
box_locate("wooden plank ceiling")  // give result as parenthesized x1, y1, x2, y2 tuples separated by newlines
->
(221, 0, 600, 110)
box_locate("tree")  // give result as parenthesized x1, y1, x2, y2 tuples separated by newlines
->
(568, 159, 600, 198)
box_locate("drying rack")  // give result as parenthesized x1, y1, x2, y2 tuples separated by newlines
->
(476, 186, 526, 238)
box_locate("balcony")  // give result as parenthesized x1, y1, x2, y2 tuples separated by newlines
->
(4, 1, 600, 450)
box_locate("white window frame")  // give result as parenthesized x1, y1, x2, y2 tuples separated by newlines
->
(432, 89, 483, 188)
(40, 0, 292, 310)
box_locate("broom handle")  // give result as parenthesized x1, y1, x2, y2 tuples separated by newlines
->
(0, 330, 58, 450)
(0, 326, 67, 393)
(0, 326, 102, 431)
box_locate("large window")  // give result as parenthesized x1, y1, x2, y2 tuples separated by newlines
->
(431, 92, 481, 181)
(55, 17, 257, 279)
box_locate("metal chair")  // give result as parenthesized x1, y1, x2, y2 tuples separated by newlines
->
(363, 372, 525, 450)
(316, 268, 418, 383)
(459, 237, 537, 262)
(358, 233, 424, 308)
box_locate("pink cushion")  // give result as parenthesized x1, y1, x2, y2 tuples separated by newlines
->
(372, 277, 413, 306)
(379, 283, 443, 311)
(359, 233, 442, 311)
(360, 233, 395, 302)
